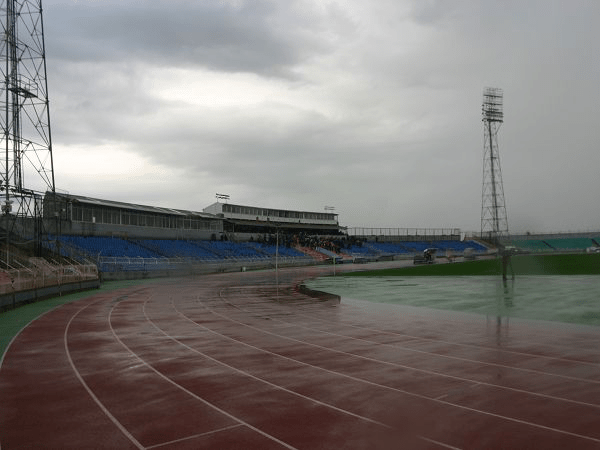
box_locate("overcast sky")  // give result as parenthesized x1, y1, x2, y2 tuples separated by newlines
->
(41, 0, 600, 233)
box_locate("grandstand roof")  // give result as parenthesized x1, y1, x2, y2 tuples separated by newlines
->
(47, 192, 218, 219)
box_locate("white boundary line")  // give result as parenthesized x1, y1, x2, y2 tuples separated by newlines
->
(179, 289, 600, 444)
(107, 296, 298, 450)
(222, 284, 600, 379)
(213, 288, 600, 406)
(225, 279, 600, 366)
(143, 299, 390, 427)
(0, 294, 106, 450)
(145, 424, 244, 449)
(64, 298, 145, 449)
(161, 297, 459, 450)
(284, 287, 600, 366)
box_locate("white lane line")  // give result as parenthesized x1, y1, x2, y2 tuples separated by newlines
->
(64, 298, 145, 450)
(145, 424, 244, 449)
(218, 285, 600, 383)
(217, 292, 600, 407)
(223, 282, 600, 368)
(185, 292, 600, 444)
(1, 301, 73, 370)
(0, 291, 116, 370)
(419, 436, 463, 450)
(2, 299, 93, 450)
(142, 299, 389, 428)
(168, 297, 462, 450)
(285, 289, 600, 367)
(213, 289, 600, 409)
(108, 297, 297, 450)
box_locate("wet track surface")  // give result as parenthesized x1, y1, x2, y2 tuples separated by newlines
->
(1, 266, 600, 449)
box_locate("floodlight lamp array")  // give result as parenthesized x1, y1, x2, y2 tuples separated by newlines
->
(482, 87, 503, 123)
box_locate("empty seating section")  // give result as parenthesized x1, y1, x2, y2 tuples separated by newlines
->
(344, 245, 378, 256)
(367, 243, 411, 254)
(465, 240, 488, 252)
(55, 236, 492, 267)
(47, 234, 600, 273)
(244, 242, 305, 258)
(400, 241, 431, 252)
(543, 238, 594, 251)
(430, 240, 487, 252)
(59, 236, 161, 258)
(345, 240, 487, 257)
(135, 239, 220, 260)
(199, 241, 263, 260)
(511, 240, 552, 252)
(56, 236, 315, 264)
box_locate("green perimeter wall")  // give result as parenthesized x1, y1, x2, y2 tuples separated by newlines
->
(344, 254, 600, 277)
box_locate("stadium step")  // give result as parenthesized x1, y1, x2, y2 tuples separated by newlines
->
(295, 246, 329, 261)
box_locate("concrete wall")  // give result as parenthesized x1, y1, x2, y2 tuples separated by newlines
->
(0, 279, 101, 311)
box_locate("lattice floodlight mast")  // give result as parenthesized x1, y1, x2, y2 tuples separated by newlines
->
(0, 0, 54, 258)
(481, 87, 509, 245)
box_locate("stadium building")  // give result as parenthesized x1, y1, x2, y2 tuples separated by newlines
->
(202, 202, 341, 236)
(5, 189, 600, 309)
(44, 192, 222, 240)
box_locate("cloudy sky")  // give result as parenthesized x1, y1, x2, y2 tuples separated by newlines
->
(41, 0, 600, 233)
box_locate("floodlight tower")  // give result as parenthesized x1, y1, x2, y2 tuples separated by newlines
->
(0, 0, 55, 258)
(481, 87, 509, 245)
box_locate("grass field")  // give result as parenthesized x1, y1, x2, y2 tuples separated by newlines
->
(343, 253, 600, 277)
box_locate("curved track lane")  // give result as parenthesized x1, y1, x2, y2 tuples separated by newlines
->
(1, 267, 600, 449)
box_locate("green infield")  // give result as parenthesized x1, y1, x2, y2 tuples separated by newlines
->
(343, 253, 600, 277)
(305, 274, 600, 326)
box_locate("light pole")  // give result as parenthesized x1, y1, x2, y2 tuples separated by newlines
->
(325, 206, 336, 276)
(274, 225, 281, 300)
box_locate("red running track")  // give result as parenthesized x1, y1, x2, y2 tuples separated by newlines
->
(1, 267, 600, 449)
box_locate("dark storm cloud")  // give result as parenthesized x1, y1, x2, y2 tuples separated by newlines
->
(45, 0, 333, 77)
(42, 0, 600, 232)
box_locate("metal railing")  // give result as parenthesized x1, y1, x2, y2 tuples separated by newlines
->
(347, 227, 461, 240)
(0, 261, 98, 295)
(97, 255, 313, 272)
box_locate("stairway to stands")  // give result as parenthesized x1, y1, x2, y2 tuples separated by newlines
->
(296, 246, 329, 261)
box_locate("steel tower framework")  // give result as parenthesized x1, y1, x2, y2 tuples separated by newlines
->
(0, 0, 54, 258)
(481, 87, 509, 244)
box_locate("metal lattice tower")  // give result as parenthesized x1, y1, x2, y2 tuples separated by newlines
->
(0, 0, 54, 258)
(481, 87, 509, 245)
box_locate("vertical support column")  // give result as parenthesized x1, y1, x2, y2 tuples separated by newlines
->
(481, 87, 509, 246)
(0, 0, 56, 257)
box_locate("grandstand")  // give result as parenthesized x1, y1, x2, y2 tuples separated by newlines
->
(37, 194, 343, 275)
(341, 240, 488, 261)
(35, 194, 496, 276)
(508, 233, 600, 253)
(44, 235, 313, 274)
(3, 190, 597, 291)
